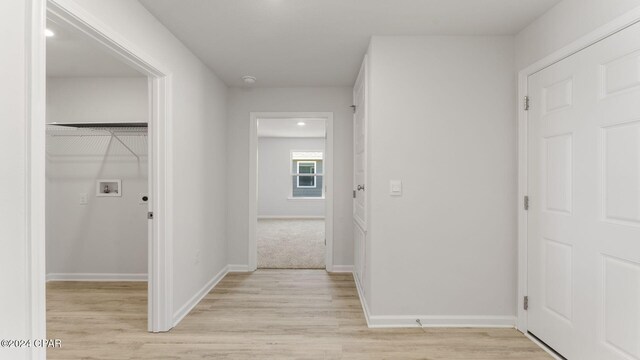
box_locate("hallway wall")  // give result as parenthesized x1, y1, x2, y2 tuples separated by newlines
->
(227, 87, 354, 268)
(365, 35, 517, 324)
(515, 0, 640, 69)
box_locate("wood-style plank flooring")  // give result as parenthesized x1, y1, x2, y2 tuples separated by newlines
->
(47, 270, 551, 359)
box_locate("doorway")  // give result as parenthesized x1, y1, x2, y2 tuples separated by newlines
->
(38, 1, 173, 333)
(249, 112, 334, 271)
(45, 12, 150, 334)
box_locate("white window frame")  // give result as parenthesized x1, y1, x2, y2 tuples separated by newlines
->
(296, 161, 317, 188)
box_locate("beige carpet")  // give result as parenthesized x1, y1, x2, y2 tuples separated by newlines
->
(257, 219, 325, 269)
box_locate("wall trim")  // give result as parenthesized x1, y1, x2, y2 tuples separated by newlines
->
(26, 2, 47, 358)
(172, 265, 228, 327)
(330, 265, 353, 273)
(353, 273, 372, 327)
(227, 264, 252, 272)
(258, 215, 325, 220)
(46, 273, 148, 282)
(368, 315, 516, 328)
(516, 5, 640, 334)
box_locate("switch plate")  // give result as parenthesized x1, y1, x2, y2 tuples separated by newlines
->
(79, 193, 88, 205)
(390, 180, 402, 196)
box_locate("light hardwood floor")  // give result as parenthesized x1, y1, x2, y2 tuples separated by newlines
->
(47, 270, 551, 359)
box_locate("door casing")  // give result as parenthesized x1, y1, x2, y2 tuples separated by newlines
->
(27, 3, 175, 358)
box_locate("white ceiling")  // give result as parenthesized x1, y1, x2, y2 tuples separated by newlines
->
(139, 0, 560, 87)
(258, 118, 326, 138)
(46, 19, 143, 78)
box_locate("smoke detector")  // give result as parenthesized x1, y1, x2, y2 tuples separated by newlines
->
(241, 75, 257, 85)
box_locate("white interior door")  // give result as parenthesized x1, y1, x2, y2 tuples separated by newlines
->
(527, 21, 640, 360)
(353, 57, 367, 289)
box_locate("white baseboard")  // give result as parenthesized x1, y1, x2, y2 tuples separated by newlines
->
(172, 265, 228, 327)
(352, 274, 515, 329)
(330, 265, 353, 273)
(368, 315, 516, 328)
(46, 273, 147, 282)
(258, 215, 325, 220)
(228, 264, 252, 272)
(353, 273, 372, 327)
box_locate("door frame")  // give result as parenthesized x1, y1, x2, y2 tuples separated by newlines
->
(248, 112, 334, 271)
(27, 0, 174, 351)
(516, 6, 640, 335)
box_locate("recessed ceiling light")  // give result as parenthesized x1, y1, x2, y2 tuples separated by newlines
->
(241, 75, 256, 85)
(297, 121, 306, 126)
(44, 29, 55, 37)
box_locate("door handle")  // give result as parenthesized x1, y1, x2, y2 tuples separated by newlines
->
(357, 184, 365, 191)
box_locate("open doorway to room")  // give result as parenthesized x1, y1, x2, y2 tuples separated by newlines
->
(258, 119, 326, 268)
(44, 12, 156, 343)
(249, 113, 334, 271)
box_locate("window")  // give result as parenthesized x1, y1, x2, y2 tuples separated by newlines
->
(297, 161, 317, 188)
(291, 151, 323, 198)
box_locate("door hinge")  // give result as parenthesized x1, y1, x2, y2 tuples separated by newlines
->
(524, 296, 529, 310)
(353, 190, 356, 198)
(524, 96, 530, 111)
(524, 196, 529, 211)
(350, 105, 357, 113)
(147, 211, 154, 220)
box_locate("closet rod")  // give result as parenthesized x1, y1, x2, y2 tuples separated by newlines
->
(48, 122, 148, 128)
(48, 134, 147, 137)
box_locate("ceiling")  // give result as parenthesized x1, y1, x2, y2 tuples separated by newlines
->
(258, 118, 326, 138)
(46, 18, 143, 78)
(139, 0, 560, 87)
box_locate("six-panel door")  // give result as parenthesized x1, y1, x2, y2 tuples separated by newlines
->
(527, 20, 640, 360)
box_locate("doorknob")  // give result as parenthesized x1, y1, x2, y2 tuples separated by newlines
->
(357, 184, 365, 191)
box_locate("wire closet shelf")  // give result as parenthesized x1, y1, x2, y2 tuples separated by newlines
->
(46, 122, 148, 158)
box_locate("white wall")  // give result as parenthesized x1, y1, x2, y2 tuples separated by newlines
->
(47, 77, 147, 124)
(515, 0, 640, 69)
(365, 36, 517, 322)
(227, 87, 353, 267)
(46, 77, 148, 278)
(46, 157, 148, 277)
(0, 1, 31, 358)
(65, 0, 229, 324)
(258, 137, 325, 217)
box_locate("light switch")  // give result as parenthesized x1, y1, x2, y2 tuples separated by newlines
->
(79, 193, 88, 205)
(390, 180, 402, 196)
